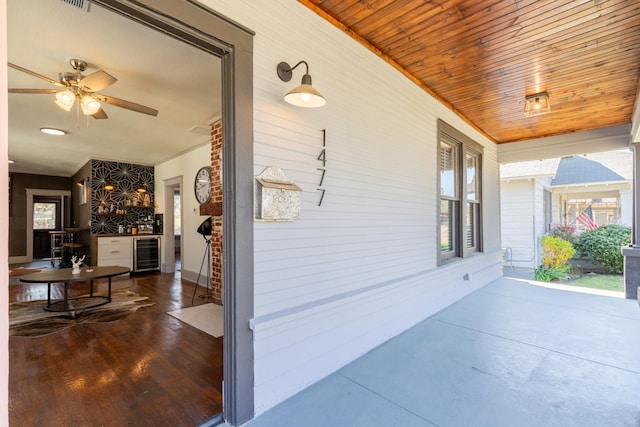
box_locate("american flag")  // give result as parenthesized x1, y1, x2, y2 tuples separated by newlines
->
(577, 206, 598, 230)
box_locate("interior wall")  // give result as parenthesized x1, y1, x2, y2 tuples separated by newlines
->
(8, 173, 71, 259)
(1, 2, 9, 424)
(201, 0, 502, 414)
(71, 161, 91, 230)
(155, 143, 211, 281)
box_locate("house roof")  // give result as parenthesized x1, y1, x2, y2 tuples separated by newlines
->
(500, 158, 561, 180)
(551, 151, 631, 186)
(500, 150, 632, 184)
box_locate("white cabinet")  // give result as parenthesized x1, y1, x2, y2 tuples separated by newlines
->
(95, 236, 133, 270)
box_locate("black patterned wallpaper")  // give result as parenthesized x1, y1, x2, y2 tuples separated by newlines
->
(90, 159, 154, 234)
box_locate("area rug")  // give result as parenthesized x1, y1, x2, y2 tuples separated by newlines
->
(9, 289, 155, 337)
(167, 303, 223, 338)
(9, 267, 41, 277)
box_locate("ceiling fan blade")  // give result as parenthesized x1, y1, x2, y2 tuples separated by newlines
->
(92, 107, 109, 120)
(9, 88, 58, 94)
(8, 63, 65, 88)
(96, 94, 158, 116)
(79, 70, 117, 92)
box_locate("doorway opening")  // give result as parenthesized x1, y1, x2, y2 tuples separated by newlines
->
(163, 176, 183, 275)
(7, 0, 254, 424)
(32, 196, 62, 259)
(174, 187, 182, 272)
(23, 189, 71, 264)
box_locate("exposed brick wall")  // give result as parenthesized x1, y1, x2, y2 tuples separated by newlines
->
(210, 121, 223, 305)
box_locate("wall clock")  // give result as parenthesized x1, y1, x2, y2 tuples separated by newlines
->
(194, 166, 212, 204)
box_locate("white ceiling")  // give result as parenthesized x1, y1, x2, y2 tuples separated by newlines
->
(8, 0, 221, 176)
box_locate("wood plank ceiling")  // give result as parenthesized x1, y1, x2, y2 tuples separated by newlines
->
(299, 0, 640, 144)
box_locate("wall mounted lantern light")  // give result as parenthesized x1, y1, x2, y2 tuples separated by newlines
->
(277, 61, 326, 108)
(524, 91, 550, 117)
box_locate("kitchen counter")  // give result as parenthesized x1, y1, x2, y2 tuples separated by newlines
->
(91, 233, 163, 237)
(90, 235, 162, 272)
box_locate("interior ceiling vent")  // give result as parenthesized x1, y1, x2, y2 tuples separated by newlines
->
(58, 0, 91, 12)
(188, 125, 212, 136)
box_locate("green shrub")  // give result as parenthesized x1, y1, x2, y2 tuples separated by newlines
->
(574, 224, 631, 273)
(534, 265, 570, 282)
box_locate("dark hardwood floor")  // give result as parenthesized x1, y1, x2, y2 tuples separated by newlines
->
(9, 265, 222, 426)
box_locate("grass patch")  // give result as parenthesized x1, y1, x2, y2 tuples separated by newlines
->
(562, 274, 623, 293)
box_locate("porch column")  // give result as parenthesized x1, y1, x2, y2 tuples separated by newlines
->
(622, 143, 640, 300)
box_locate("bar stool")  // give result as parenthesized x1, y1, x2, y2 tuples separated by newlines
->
(48, 230, 67, 267)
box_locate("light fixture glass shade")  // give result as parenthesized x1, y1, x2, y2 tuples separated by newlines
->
(80, 95, 101, 115)
(284, 73, 326, 108)
(104, 181, 115, 191)
(136, 184, 146, 193)
(54, 90, 75, 111)
(524, 92, 550, 117)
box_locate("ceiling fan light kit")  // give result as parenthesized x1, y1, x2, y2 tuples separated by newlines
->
(8, 58, 159, 121)
(54, 90, 75, 111)
(524, 91, 550, 117)
(80, 95, 100, 115)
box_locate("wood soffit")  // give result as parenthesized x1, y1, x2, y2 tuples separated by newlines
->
(299, 0, 640, 144)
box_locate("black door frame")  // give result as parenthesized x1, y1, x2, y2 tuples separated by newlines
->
(91, 1, 255, 425)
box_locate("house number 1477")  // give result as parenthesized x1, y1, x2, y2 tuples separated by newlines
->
(317, 129, 326, 206)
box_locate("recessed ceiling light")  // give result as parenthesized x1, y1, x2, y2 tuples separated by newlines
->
(40, 127, 67, 136)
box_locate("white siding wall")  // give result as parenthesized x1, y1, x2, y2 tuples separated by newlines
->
(500, 178, 551, 269)
(200, 0, 503, 413)
(500, 180, 536, 268)
(533, 177, 552, 263)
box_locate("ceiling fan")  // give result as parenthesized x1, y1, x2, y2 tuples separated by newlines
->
(8, 58, 159, 119)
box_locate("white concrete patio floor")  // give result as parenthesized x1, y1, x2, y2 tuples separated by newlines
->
(232, 276, 640, 427)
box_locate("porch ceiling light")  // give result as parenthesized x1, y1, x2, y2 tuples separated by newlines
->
(524, 92, 550, 117)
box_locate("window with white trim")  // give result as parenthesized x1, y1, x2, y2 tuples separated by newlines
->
(438, 120, 483, 264)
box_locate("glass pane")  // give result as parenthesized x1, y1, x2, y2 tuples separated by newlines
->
(440, 141, 457, 198)
(33, 202, 56, 230)
(466, 153, 477, 201)
(466, 202, 475, 249)
(440, 200, 455, 254)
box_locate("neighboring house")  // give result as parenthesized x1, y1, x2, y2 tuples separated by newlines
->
(501, 150, 632, 269)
